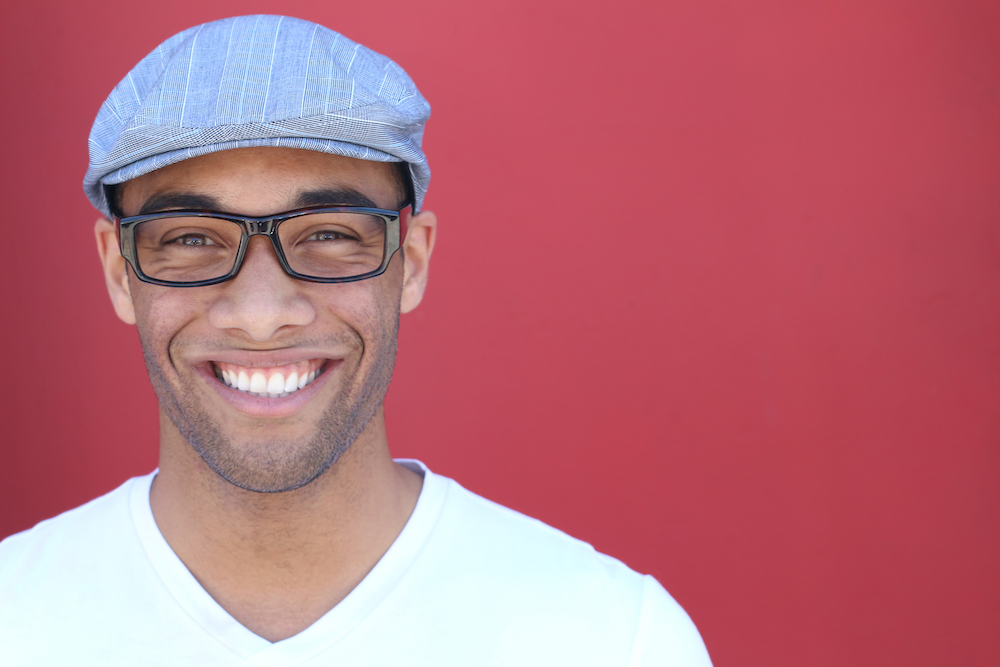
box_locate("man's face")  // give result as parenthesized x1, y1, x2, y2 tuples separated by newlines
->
(107, 147, 422, 493)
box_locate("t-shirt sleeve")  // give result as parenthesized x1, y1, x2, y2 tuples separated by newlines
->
(626, 575, 712, 667)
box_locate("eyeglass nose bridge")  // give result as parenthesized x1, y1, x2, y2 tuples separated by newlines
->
(244, 218, 280, 235)
(233, 218, 292, 277)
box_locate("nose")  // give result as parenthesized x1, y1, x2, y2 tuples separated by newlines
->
(208, 236, 316, 341)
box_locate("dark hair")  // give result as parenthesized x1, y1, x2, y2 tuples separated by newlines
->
(392, 161, 413, 210)
(104, 183, 122, 218)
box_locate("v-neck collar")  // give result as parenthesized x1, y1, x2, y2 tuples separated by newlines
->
(128, 460, 448, 666)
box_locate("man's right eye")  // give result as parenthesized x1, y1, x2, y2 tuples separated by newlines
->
(167, 233, 218, 247)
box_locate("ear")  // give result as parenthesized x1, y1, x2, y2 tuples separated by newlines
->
(94, 217, 137, 325)
(400, 209, 437, 314)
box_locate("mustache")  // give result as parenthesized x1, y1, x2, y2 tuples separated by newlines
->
(160, 329, 366, 372)
(174, 326, 364, 349)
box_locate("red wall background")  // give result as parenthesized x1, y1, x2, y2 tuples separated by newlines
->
(1, 0, 998, 663)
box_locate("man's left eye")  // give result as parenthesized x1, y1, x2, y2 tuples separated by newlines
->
(177, 234, 216, 246)
(308, 230, 351, 241)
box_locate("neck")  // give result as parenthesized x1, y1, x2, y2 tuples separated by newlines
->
(149, 404, 422, 641)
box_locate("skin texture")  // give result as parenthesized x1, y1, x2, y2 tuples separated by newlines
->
(94, 147, 437, 642)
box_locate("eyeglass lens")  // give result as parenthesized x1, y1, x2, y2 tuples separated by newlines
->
(133, 212, 388, 283)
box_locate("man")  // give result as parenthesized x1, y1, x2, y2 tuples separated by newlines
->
(0, 15, 710, 665)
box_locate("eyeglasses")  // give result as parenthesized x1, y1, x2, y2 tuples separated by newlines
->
(116, 206, 406, 287)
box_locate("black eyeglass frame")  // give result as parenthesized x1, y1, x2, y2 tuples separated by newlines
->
(115, 206, 405, 288)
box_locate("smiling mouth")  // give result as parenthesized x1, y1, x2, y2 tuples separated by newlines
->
(212, 359, 327, 398)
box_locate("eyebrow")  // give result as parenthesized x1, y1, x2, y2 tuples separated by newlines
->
(136, 193, 222, 215)
(293, 188, 379, 209)
(134, 188, 383, 217)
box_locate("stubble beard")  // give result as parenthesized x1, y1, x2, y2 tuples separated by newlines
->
(137, 315, 399, 494)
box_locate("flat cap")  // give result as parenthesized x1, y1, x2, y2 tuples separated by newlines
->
(84, 15, 431, 216)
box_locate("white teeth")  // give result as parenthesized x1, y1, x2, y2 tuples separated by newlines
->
(250, 372, 267, 393)
(218, 364, 323, 397)
(267, 373, 285, 394)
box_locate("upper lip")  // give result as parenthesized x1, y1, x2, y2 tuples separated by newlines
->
(186, 347, 348, 369)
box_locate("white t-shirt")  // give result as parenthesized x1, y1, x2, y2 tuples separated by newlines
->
(0, 461, 711, 666)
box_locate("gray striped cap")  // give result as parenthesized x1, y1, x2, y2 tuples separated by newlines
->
(84, 15, 431, 216)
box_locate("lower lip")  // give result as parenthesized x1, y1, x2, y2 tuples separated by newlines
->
(198, 361, 341, 417)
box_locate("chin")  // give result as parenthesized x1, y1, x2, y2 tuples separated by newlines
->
(200, 438, 345, 493)
(171, 389, 380, 493)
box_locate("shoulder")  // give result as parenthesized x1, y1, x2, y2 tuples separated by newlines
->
(0, 476, 142, 575)
(435, 475, 642, 587)
(402, 468, 712, 665)
(629, 575, 714, 666)
(0, 475, 153, 620)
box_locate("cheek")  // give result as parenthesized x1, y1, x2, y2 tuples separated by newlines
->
(378, 252, 406, 301)
(330, 280, 401, 331)
(327, 251, 404, 311)
(129, 278, 210, 356)
(368, 260, 406, 328)
(318, 269, 403, 354)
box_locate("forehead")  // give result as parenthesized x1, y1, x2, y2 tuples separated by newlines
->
(117, 147, 402, 217)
